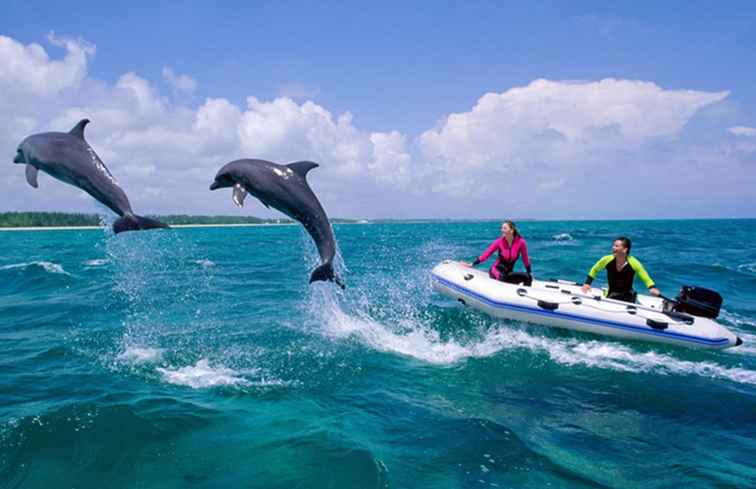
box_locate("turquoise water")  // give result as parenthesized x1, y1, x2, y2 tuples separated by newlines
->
(1, 220, 755, 488)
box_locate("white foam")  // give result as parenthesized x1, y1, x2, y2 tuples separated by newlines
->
(720, 309, 756, 329)
(324, 304, 756, 385)
(84, 258, 109, 267)
(0, 261, 71, 275)
(194, 259, 215, 267)
(117, 346, 164, 364)
(729, 333, 756, 356)
(157, 359, 248, 388)
(737, 262, 756, 275)
(552, 233, 574, 241)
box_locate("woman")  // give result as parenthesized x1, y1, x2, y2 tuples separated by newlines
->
(467, 221, 533, 285)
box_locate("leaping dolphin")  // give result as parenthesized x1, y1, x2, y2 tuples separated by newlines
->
(210, 158, 344, 288)
(12, 119, 169, 234)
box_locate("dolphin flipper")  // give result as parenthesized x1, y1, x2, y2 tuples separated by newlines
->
(113, 214, 170, 234)
(25, 165, 39, 188)
(232, 183, 248, 207)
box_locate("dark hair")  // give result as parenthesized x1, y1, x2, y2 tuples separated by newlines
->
(504, 220, 521, 239)
(614, 236, 631, 253)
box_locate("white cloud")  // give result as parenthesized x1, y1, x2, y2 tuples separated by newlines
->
(0, 32, 93, 98)
(368, 131, 413, 186)
(162, 66, 197, 94)
(237, 97, 372, 177)
(420, 78, 728, 168)
(729, 126, 756, 137)
(0, 34, 752, 218)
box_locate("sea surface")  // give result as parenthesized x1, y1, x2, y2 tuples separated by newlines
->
(1, 220, 755, 488)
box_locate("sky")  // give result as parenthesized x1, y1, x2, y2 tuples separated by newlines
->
(1, 1, 755, 219)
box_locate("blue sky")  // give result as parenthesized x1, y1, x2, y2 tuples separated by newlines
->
(1, 1, 755, 219)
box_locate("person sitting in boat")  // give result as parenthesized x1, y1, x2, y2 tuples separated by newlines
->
(580, 236, 661, 302)
(466, 220, 533, 285)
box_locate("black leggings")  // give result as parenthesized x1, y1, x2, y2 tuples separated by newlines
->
(491, 271, 532, 286)
(607, 290, 637, 303)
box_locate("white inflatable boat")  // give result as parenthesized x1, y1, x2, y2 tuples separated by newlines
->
(431, 261, 742, 349)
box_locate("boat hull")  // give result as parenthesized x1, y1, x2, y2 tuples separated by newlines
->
(431, 261, 741, 350)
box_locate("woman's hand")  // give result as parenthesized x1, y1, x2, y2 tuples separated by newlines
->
(461, 261, 473, 267)
(649, 287, 661, 297)
(581, 283, 592, 294)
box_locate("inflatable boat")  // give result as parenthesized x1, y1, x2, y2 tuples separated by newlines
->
(431, 261, 742, 349)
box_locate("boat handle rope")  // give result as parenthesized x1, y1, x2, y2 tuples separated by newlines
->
(515, 288, 683, 328)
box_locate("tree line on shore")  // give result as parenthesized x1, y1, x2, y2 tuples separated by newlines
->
(0, 212, 290, 227)
(0, 212, 358, 227)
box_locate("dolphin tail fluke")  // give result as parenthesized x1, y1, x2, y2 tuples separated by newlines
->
(113, 214, 170, 234)
(309, 262, 345, 289)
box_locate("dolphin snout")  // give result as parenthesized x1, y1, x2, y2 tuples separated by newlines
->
(209, 181, 221, 190)
(13, 149, 25, 164)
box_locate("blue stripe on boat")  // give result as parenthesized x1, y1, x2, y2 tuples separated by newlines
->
(432, 274, 730, 347)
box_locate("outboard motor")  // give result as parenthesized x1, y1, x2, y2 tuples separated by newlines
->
(673, 286, 723, 319)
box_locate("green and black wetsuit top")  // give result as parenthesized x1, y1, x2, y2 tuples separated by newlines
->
(584, 255, 655, 295)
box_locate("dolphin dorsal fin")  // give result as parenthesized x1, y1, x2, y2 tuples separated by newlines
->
(286, 161, 319, 178)
(69, 119, 91, 139)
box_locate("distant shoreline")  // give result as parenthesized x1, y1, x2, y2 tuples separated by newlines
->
(0, 223, 299, 232)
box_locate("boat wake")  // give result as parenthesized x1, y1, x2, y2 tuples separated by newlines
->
(322, 303, 756, 385)
(307, 253, 756, 386)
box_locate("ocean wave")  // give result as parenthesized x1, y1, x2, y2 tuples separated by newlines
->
(0, 261, 71, 275)
(84, 258, 110, 267)
(729, 333, 756, 356)
(720, 309, 756, 329)
(116, 346, 164, 364)
(737, 262, 756, 275)
(194, 259, 215, 267)
(552, 233, 574, 241)
(156, 359, 249, 388)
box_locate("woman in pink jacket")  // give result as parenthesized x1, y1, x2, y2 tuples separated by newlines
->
(468, 220, 533, 285)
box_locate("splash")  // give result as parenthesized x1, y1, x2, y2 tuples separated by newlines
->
(116, 346, 164, 364)
(304, 238, 756, 387)
(157, 359, 249, 388)
(193, 259, 215, 267)
(84, 258, 109, 267)
(552, 233, 574, 241)
(322, 304, 756, 385)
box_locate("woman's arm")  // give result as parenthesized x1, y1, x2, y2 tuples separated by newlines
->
(519, 239, 532, 274)
(581, 255, 613, 292)
(628, 256, 660, 295)
(472, 238, 500, 266)
(585, 255, 613, 285)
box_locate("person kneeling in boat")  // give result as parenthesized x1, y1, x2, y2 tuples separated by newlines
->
(466, 220, 533, 285)
(580, 236, 661, 302)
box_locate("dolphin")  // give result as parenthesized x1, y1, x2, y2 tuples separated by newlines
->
(12, 119, 169, 234)
(210, 158, 344, 288)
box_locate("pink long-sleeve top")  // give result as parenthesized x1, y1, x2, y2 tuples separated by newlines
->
(474, 235, 531, 278)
